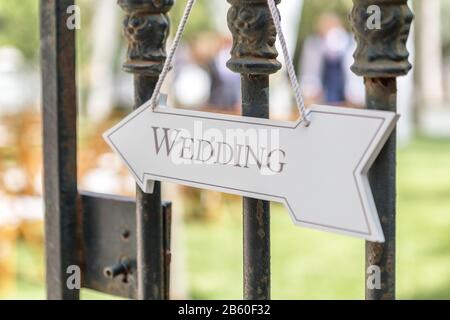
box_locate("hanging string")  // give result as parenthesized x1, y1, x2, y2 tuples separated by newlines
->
(148, 0, 197, 110)
(147, 0, 311, 126)
(267, 0, 310, 126)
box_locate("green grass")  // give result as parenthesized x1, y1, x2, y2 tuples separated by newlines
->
(2, 136, 449, 299)
(396, 137, 450, 299)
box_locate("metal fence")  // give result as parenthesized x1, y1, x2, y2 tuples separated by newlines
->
(40, 0, 412, 300)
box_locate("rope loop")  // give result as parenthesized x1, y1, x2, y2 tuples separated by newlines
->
(148, 0, 311, 127)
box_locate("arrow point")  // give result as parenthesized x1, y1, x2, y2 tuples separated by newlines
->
(284, 192, 384, 242)
(370, 232, 385, 243)
(132, 172, 154, 194)
(144, 179, 155, 194)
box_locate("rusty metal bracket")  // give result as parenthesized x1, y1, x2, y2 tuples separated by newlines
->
(78, 191, 171, 299)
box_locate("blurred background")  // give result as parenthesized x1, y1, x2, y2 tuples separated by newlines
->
(0, 0, 449, 299)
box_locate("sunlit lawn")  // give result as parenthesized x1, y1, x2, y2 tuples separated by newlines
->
(3, 136, 450, 299)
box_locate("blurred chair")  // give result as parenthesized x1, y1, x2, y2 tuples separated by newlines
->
(0, 199, 19, 297)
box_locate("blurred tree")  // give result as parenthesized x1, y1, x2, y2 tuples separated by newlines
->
(0, 0, 39, 60)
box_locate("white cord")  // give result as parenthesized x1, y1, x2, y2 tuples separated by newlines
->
(148, 0, 197, 110)
(148, 0, 311, 126)
(267, 0, 310, 126)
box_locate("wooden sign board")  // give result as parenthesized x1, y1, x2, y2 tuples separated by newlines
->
(104, 98, 398, 242)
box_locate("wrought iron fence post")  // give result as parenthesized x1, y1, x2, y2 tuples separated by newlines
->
(350, 0, 413, 300)
(118, 0, 174, 300)
(227, 0, 281, 300)
(41, 0, 79, 300)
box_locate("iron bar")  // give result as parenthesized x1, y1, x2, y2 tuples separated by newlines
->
(163, 202, 172, 300)
(134, 76, 165, 300)
(227, 0, 282, 300)
(118, 0, 173, 300)
(241, 75, 271, 300)
(365, 78, 397, 299)
(350, 0, 413, 299)
(40, 0, 79, 300)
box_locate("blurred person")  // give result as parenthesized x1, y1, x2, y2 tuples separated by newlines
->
(299, 13, 364, 106)
(173, 34, 215, 109)
(173, 33, 241, 113)
(206, 35, 240, 112)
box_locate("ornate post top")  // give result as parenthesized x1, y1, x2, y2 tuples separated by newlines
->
(118, 0, 174, 75)
(350, 0, 413, 78)
(117, 0, 173, 13)
(227, 0, 282, 75)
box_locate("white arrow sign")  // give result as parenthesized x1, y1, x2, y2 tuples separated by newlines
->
(104, 100, 398, 242)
